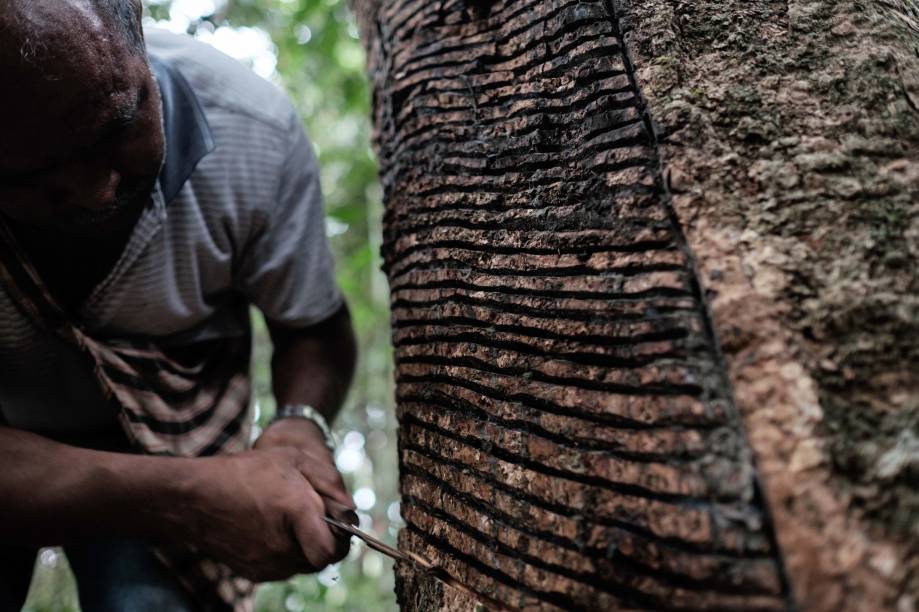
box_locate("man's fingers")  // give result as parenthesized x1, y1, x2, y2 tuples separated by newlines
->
(322, 497, 356, 561)
(324, 497, 359, 526)
(291, 487, 344, 569)
(303, 477, 350, 509)
(296, 454, 354, 509)
(332, 531, 351, 562)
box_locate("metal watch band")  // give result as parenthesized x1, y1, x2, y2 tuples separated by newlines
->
(269, 403, 336, 452)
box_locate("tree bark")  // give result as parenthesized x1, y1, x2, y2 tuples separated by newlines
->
(352, 1, 918, 610)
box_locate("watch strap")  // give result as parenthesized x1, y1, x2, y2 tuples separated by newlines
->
(269, 404, 336, 452)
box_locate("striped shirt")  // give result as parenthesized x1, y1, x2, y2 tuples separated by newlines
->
(0, 28, 343, 437)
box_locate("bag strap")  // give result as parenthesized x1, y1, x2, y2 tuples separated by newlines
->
(0, 218, 73, 335)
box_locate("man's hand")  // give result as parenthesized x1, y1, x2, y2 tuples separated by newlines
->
(254, 417, 353, 512)
(182, 445, 352, 582)
(0, 427, 354, 584)
(209, 303, 358, 581)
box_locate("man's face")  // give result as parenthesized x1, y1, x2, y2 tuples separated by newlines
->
(0, 2, 165, 238)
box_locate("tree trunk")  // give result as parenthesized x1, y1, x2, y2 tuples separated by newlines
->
(352, 1, 919, 610)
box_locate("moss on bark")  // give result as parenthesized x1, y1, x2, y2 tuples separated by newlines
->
(620, 0, 919, 609)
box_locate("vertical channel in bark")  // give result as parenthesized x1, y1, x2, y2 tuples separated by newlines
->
(352, 1, 795, 609)
(618, 1, 919, 610)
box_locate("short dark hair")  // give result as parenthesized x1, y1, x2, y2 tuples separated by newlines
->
(91, 0, 145, 55)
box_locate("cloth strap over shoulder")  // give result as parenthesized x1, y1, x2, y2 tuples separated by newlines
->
(0, 219, 256, 612)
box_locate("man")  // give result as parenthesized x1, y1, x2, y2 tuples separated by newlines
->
(0, 0, 358, 610)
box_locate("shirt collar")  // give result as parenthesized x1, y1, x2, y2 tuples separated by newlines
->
(148, 54, 216, 205)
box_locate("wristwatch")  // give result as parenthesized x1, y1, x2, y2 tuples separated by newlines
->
(269, 403, 336, 452)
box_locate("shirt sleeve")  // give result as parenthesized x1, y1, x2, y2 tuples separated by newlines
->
(235, 111, 343, 327)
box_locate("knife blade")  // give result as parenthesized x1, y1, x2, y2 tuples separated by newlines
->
(323, 515, 432, 569)
(323, 515, 522, 612)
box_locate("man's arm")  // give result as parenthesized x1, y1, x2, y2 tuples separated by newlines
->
(255, 303, 358, 514)
(0, 427, 190, 546)
(267, 302, 357, 423)
(0, 427, 344, 581)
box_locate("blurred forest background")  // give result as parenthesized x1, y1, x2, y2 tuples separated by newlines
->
(24, 0, 397, 610)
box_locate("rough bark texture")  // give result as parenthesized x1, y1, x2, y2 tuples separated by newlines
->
(619, 2, 919, 610)
(352, 0, 918, 610)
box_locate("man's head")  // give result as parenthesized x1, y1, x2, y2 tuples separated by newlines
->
(0, 0, 164, 236)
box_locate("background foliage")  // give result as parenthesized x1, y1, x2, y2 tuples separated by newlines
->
(24, 1, 397, 610)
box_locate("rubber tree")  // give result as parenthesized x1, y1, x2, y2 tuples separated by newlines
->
(351, 0, 919, 609)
